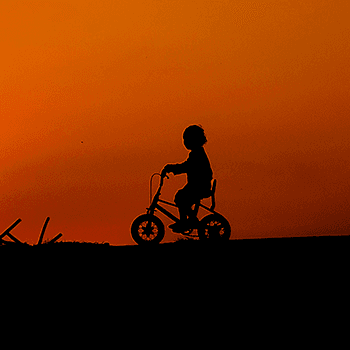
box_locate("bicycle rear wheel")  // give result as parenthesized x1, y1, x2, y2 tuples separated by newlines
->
(198, 214, 231, 241)
(131, 214, 165, 245)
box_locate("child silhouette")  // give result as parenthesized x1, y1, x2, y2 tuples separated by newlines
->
(161, 125, 213, 233)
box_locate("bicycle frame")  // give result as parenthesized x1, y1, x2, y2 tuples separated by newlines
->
(131, 173, 231, 244)
(146, 174, 216, 224)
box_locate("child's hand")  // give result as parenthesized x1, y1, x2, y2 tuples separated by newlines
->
(161, 164, 172, 177)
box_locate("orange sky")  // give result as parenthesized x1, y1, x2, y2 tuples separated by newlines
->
(1, 0, 350, 245)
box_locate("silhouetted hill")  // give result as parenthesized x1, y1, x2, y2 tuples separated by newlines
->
(2, 235, 349, 269)
(2, 236, 347, 314)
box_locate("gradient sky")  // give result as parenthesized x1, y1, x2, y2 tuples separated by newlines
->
(1, 0, 349, 245)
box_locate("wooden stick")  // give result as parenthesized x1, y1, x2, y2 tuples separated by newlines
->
(0, 240, 13, 245)
(0, 218, 22, 240)
(6, 232, 22, 244)
(48, 233, 63, 244)
(37, 217, 50, 245)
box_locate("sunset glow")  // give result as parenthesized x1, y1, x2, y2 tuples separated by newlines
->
(1, 0, 350, 244)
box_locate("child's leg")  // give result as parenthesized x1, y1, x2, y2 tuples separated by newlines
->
(169, 186, 198, 232)
(174, 186, 197, 221)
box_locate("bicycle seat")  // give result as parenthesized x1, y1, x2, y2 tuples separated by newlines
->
(201, 179, 216, 198)
(209, 179, 216, 211)
(198, 179, 216, 211)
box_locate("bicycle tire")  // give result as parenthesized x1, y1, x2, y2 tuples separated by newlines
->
(198, 214, 231, 241)
(131, 214, 165, 245)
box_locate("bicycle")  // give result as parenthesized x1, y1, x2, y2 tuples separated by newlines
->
(131, 172, 231, 245)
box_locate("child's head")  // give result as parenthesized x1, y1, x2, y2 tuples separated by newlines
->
(183, 124, 207, 150)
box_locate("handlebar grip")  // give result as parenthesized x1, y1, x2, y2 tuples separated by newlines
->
(160, 171, 169, 179)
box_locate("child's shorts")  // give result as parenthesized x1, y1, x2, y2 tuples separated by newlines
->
(174, 183, 211, 208)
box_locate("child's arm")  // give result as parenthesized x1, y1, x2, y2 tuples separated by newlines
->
(161, 159, 189, 177)
(161, 164, 174, 177)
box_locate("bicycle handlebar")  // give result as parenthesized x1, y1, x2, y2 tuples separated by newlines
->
(149, 172, 169, 205)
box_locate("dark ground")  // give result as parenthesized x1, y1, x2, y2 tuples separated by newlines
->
(1, 235, 347, 340)
(2, 235, 348, 271)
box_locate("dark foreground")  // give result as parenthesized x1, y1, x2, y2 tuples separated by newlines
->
(1, 235, 347, 331)
(1, 235, 348, 270)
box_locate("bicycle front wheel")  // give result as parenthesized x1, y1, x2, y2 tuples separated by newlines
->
(131, 214, 165, 245)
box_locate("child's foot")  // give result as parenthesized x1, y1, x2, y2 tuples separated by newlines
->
(169, 221, 188, 233)
(187, 216, 199, 228)
(169, 218, 199, 233)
